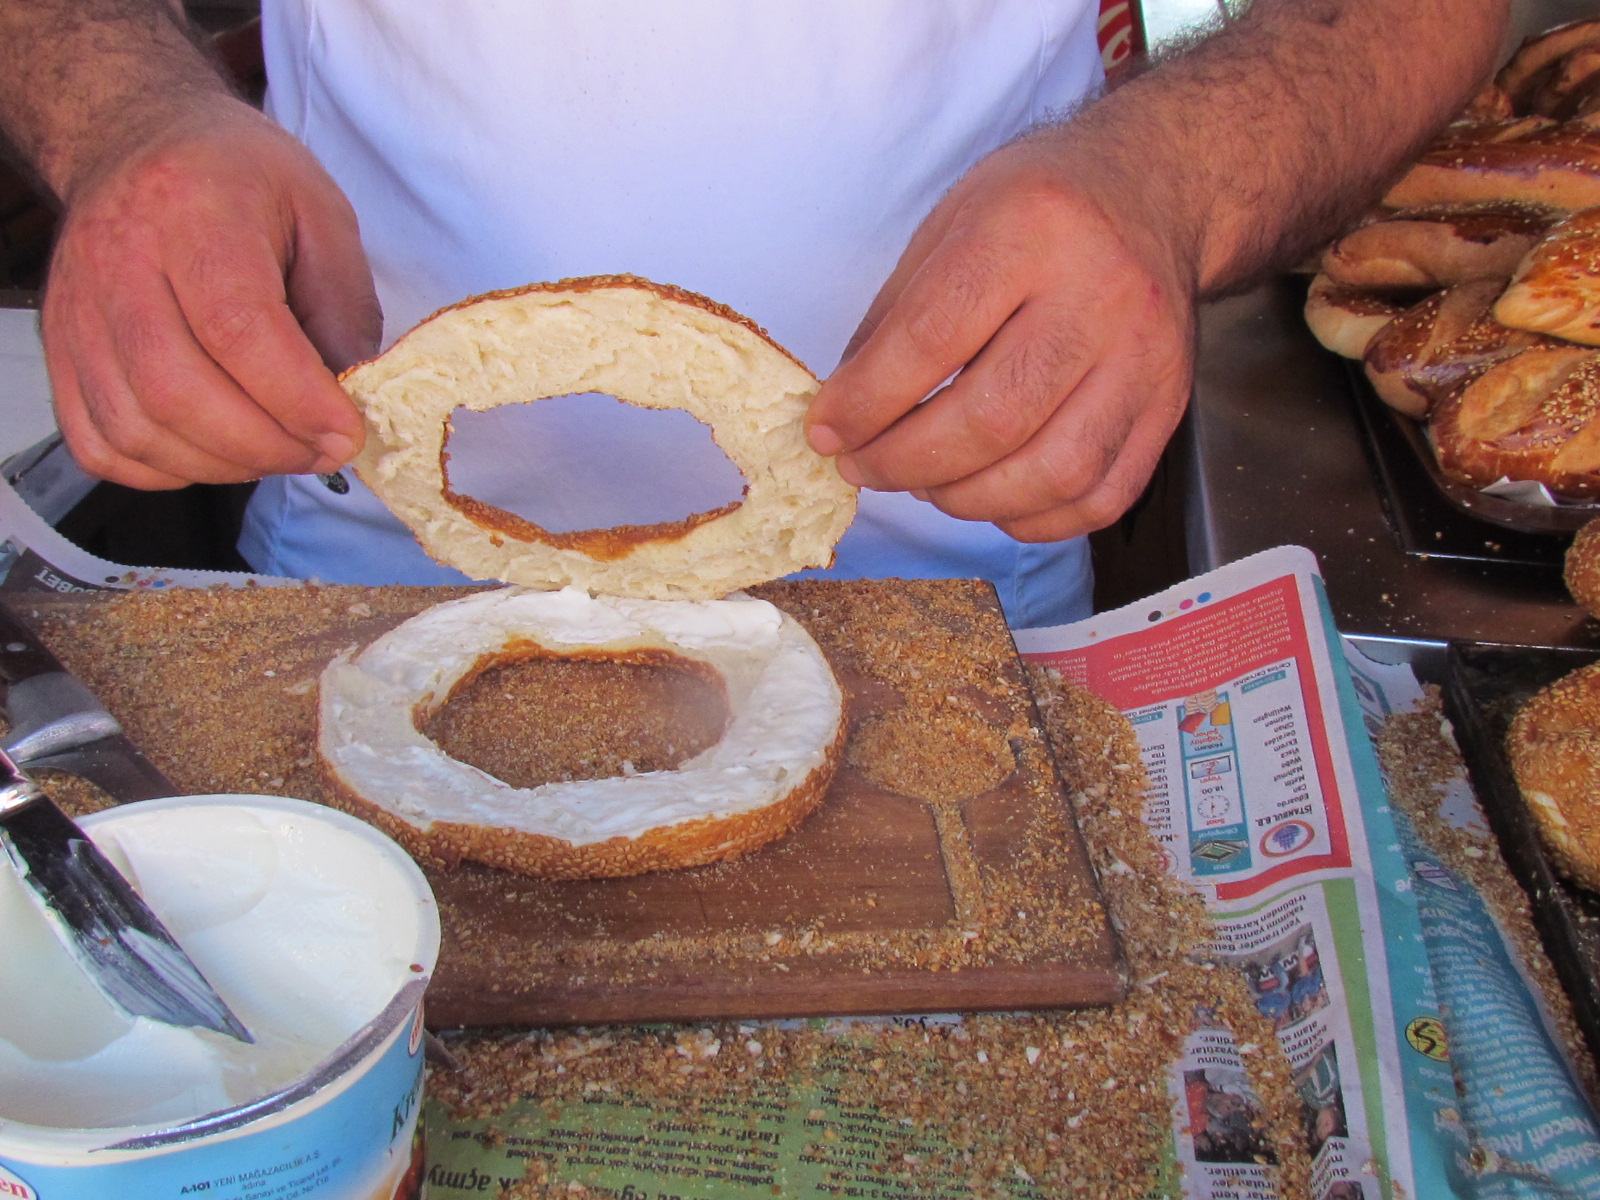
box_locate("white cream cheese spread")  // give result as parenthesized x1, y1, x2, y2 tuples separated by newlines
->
(0, 797, 429, 1130)
(318, 586, 844, 845)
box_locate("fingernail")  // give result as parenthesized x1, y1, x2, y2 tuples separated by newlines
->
(808, 423, 843, 457)
(835, 455, 864, 487)
(910, 488, 930, 502)
(316, 432, 357, 464)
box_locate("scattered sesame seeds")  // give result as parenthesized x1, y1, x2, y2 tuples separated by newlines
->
(8, 584, 1329, 1197)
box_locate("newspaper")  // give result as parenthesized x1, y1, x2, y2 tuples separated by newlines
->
(1017, 547, 1600, 1199)
(1, 475, 1596, 1199)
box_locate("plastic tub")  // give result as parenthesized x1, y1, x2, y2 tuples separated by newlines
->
(0, 794, 440, 1200)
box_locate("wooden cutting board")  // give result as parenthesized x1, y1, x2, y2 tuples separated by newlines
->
(16, 578, 1125, 1028)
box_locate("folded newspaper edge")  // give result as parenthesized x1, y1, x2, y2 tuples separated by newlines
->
(0, 475, 291, 594)
(1019, 544, 1600, 1198)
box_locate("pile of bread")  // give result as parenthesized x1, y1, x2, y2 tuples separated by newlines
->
(1302, 19, 1600, 897)
(1305, 18, 1600, 500)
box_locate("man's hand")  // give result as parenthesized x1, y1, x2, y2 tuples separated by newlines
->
(42, 99, 380, 489)
(806, 135, 1195, 543)
(808, 0, 1509, 544)
(0, 1, 380, 490)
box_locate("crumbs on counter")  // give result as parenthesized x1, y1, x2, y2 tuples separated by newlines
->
(20, 580, 1119, 996)
(13, 583, 1313, 1197)
(420, 666, 1311, 1200)
(1376, 687, 1600, 1109)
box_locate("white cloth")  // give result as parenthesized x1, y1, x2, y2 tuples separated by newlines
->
(241, 0, 1102, 627)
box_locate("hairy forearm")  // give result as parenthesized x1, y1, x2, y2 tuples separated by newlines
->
(1043, 0, 1511, 296)
(0, 0, 232, 204)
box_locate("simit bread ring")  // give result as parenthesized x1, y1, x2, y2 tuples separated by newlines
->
(342, 275, 857, 601)
(1508, 658, 1600, 891)
(1565, 516, 1600, 619)
(318, 586, 847, 879)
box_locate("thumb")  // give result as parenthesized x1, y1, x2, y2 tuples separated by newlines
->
(284, 183, 383, 373)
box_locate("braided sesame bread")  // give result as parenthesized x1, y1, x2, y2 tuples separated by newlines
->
(1321, 202, 1556, 291)
(1359, 281, 1544, 419)
(1496, 207, 1600, 344)
(1302, 274, 1412, 362)
(1499, 18, 1600, 118)
(1305, 20, 1600, 499)
(1429, 345, 1600, 496)
(1381, 118, 1600, 211)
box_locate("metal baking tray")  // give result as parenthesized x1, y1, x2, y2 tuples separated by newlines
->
(1441, 641, 1600, 1066)
(1346, 365, 1594, 566)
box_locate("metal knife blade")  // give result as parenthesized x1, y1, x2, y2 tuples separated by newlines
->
(13, 735, 179, 803)
(0, 745, 252, 1041)
(0, 598, 179, 801)
(0, 599, 118, 749)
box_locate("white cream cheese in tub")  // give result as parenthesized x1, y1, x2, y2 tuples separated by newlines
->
(0, 794, 440, 1200)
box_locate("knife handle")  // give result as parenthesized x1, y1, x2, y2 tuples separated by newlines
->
(0, 603, 60, 689)
(0, 602, 123, 761)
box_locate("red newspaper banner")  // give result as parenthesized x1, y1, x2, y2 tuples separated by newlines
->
(1031, 575, 1353, 899)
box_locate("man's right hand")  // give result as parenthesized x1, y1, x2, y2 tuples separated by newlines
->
(41, 97, 381, 489)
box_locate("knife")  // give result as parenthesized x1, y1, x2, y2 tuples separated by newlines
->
(0, 600, 468, 1069)
(0, 599, 177, 800)
(0, 743, 253, 1041)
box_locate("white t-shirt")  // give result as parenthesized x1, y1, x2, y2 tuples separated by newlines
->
(240, 0, 1102, 628)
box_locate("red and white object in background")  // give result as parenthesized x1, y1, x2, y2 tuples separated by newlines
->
(1097, 0, 1145, 70)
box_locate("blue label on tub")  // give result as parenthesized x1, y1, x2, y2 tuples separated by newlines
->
(0, 1012, 424, 1200)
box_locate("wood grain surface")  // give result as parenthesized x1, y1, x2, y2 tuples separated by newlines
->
(12, 578, 1126, 1029)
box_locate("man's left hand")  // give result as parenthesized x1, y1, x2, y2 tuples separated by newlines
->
(806, 134, 1195, 544)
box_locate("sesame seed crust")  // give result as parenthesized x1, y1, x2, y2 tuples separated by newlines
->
(1509, 659, 1600, 891)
